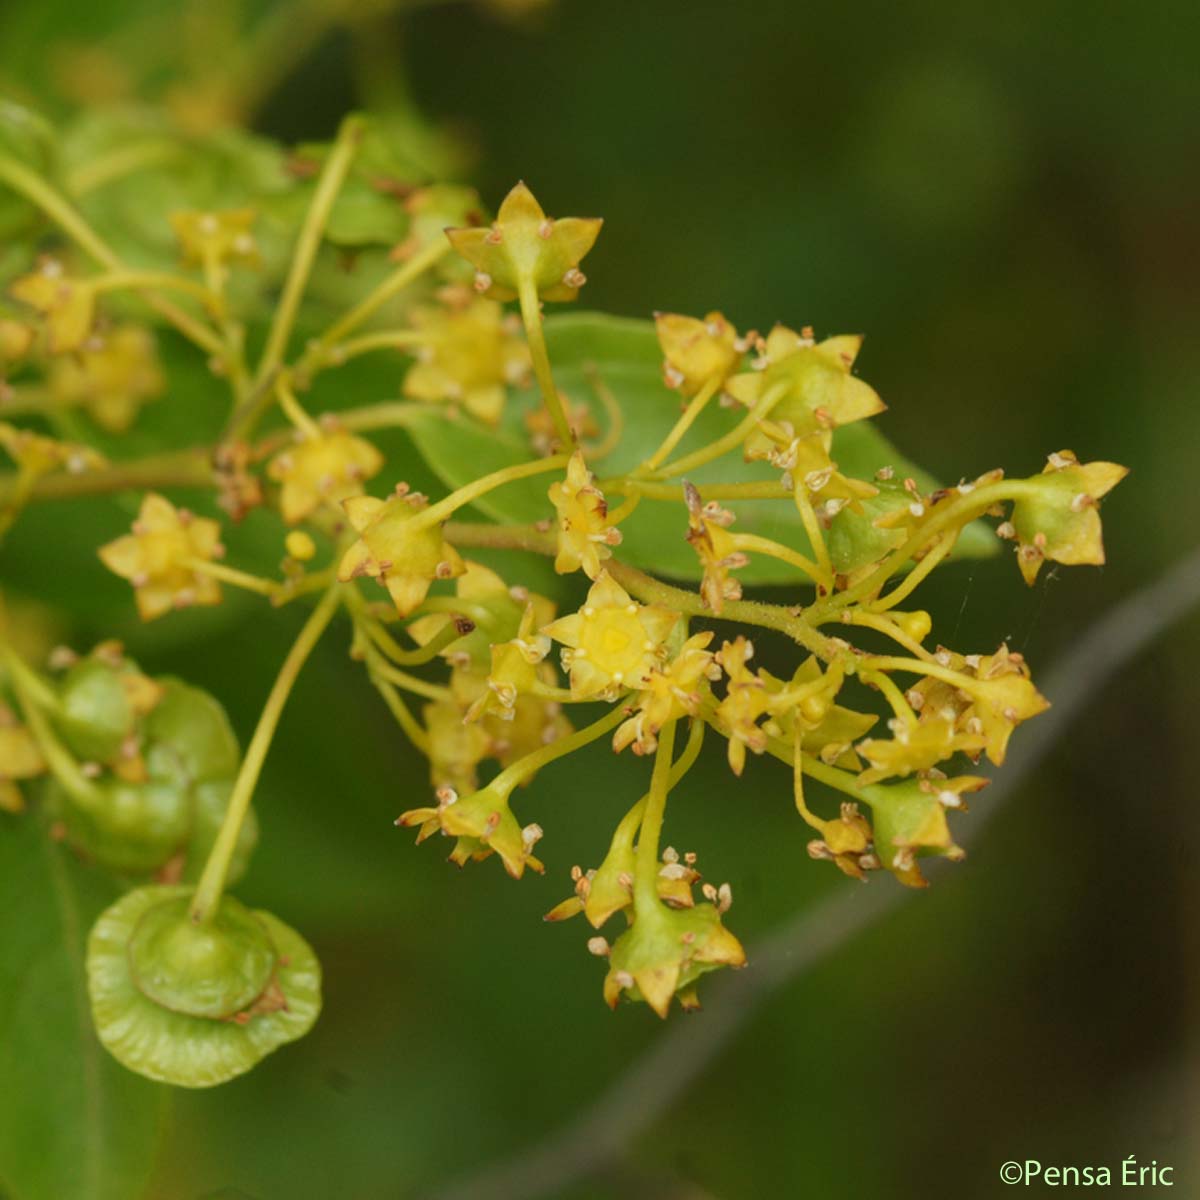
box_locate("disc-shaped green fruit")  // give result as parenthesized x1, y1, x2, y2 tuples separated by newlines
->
(49, 776, 191, 875)
(128, 894, 276, 1018)
(88, 885, 322, 1088)
(144, 679, 240, 783)
(55, 659, 134, 763)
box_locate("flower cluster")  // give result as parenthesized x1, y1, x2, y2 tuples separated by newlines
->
(0, 155, 1127, 1087)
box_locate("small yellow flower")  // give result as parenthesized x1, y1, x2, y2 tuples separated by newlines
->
(403, 298, 530, 425)
(0, 423, 104, 476)
(959, 645, 1050, 765)
(267, 428, 383, 524)
(0, 710, 45, 813)
(397, 779, 545, 879)
(726, 325, 884, 459)
(712, 637, 771, 775)
(803, 802, 875, 881)
(170, 209, 260, 276)
(9, 259, 95, 353)
(684, 485, 747, 614)
(543, 571, 680, 701)
(655, 310, 742, 397)
(48, 325, 165, 433)
(765, 658, 876, 770)
(1009, 451, 1128, 585)
(857, 716, 987, 785)
(548, 451, 623, 579)
(98, 494, 223, 621)
(446, 181, 603, 302)
(336, 485, 465, 617)
(613, 633, 718, 755)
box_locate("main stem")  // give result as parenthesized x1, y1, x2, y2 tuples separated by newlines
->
(189, 586, 341, 923)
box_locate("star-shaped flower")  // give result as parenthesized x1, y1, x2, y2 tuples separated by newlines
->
(684, 485, 748, 614)
(613, 632, 718, 755)
(1009, 450, 1128, 585)
(10, 258, 95, 353)
(267, 428, 383, 524)
(98, 494, 224, 621)
(446, 182, 602, 302)
(402, 298, 530, 426)
(548, 451, 623, 579)
(170, 209, 260, 273)
(542, 571, 679, 701)
(655, 310, 742, 397)
(336, 485, 465, 617)
(48, 325, 165, 433)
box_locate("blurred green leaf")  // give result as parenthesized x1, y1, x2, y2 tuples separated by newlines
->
(404, 312, 997, 582)
(0, 807, 166, 1200)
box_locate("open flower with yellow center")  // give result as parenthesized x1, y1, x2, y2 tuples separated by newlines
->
(48, 325, 165, 433)
(684, 484, 747, 614)
(98, 493, 223, 621)
(543, 571, 679, 701)
(336, 485, 465, 617)
(548, 451, 623, 579)
(446, 181, 602, 302)
(267, 428, 383, 524)
(402, 298, 530, 425)
(1008, 450, 1129, 585)
(0, 710, 45, 813)
(613, 632, 718, 755)
(655, 310, 742, 396)
(726, 325, 885, 460)
(10, 259, 95, 353)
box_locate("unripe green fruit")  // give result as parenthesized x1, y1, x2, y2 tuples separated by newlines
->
(88, 885, 322, 1087)
(49, 776, 191, 875)
(55, 659, 135, 763)
(144, 679, 240, 783)
(128, 895, 276, 1018)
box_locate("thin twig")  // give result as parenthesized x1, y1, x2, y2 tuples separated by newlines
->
(423, 545, 1200, 1200)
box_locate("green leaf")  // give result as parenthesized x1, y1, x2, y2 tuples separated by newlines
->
(0, 808, 166, 1200)
(403, 311, 998, 584)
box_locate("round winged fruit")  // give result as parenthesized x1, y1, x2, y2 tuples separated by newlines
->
(87, 885, 321, 1087)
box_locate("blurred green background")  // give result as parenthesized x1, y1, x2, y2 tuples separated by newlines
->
(1, 1, 1197, 1197)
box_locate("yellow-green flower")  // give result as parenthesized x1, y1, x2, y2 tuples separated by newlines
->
(712, 637, 771, 775)
(655, 310, 742, 396)
(48, 325, 165, 433)
(267, 428, 383, 524)
(601, 898, 745, 1017)
(10, 259, 95, 353)
(446, 181, 602, 302)
(170, 209, 260, 275)
(548, 451, 623, 579)
(543, 571, 679, 701)
(1009, 450, 1128, 585)
(98, 494, 223, 621)
(613, 632, 717, 755)
(726, 325, 884, 459)
(336, 486, 465, 617)
(403, 298, 530, 425)
(685, 485, 747, 614)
